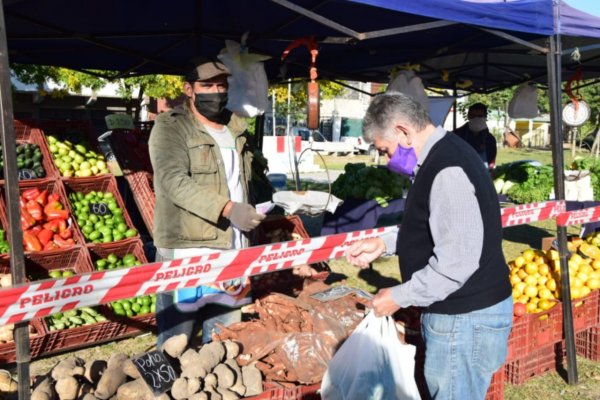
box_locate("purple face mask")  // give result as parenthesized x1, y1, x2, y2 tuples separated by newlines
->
(387, 143, 418, 177)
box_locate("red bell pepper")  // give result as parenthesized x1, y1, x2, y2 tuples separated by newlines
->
(35, 189, 48, 206)
(23, 231, 42, 251)
(26, 200, 43, 221)
(47, 193, 60, 204)
(57, 219, 67, 232)
(22, 188, 40, 201)
(44, 201, 69, 221)
(20, 206, 36, 231)
(53, 235, 74, 248)
(59, 228, 73, 240)
(43, 241, 59, 251)
(29, 225, 42, 236)
(37, 228, 53, 246)
(43, 220, 60, 233)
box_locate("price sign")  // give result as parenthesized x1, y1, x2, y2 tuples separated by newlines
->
(105, 114, 134, 130)
(18, 169, 37, 180)
(89, 203, 112, 216)
(132, 351, 177, 396)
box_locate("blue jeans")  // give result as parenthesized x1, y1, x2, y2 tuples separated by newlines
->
(156, 291, 241, 348)
(421, 296, 513, 400)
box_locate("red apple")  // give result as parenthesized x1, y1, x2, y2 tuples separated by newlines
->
(513, 302, 527, 317)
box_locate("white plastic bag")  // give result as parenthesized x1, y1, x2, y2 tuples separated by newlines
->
(386, 71, 429, 113)
(218, 39, 270, 117)
(508, 83, 538, 119)
(321, 312, 421, 400)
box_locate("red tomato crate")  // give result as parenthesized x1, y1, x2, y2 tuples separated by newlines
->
(571, 290, 599, 333)
(0, 178, 87, 250)
(504, 341, 565, 385)
(62, 174, 140, 244)
(124, 171, 155, 237)
(576, 325, 600, 361)
(243, 382, 321, 400)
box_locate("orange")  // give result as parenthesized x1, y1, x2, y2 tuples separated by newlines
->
(546, 279, 557, 291)
(514, 256, 526, 268)
(586, 278, 600, 290)
(537, 276, 548, 286)
(538, 299, 554, 311)
(526, 302, 538, 313)
(522, 249, 536, 262)
(510, 274, 522, 285)
(538, 288, 553, 300)
(592, 259, 600, 269)
(570, 286, 582, 299)
(525, 262, 538, 275)
(572, 277, 584, 288)
(524, 285, 538, 298)
(580, 286, 592, 298)
(524, 275, 538, 286)
(579, 264, 593, 275)
(546, 249, 560, 261)
(518, 269, 528, 280)
(512, 288, 522, 298)
(517, 295, 529, 304)
(515, 282, 527, 294)
(538, 264, 550, 276)
(577, 272, 589, 284)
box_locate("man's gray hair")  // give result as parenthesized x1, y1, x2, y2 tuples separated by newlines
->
(363, 92, 432, 142)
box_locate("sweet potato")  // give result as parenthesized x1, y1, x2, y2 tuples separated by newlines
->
(179, 349, 207, 379)
(222, 341, 240, 360)
(241, 363, 263, 396)
(51, 357, 85, 380)
(161, 333, 188, 358)
(224, 359, 245, 397)
(216, 387, 240, 400)
(213, 364, 234, 389)
(94, 353, 128, 399)
(197, 342, 225, 372)
(31, 375, 55, 400)
(55, 376, 79, 400)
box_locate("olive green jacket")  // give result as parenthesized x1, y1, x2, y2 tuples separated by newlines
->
(148, 103, 253, 249)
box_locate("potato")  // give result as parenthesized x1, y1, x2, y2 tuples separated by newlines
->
(161, 334, 188, 358)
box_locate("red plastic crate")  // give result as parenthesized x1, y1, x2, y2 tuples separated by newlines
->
(0, 178, 87, 250)
(0, 319, 48, 364)
(576, 325, 600, 361)
(124, 171, 155, 237)
(506, 314, 529, 362)
(87, 237, 148, 268)
(504, 341, 565, 385)
(243, 382, 321, 400)
(34, 119, 98, 151)
(571, 290, 599, 333)
(527, 301, 563, 351)
(485, 369, 505, 400)
(61, 174, 139, 244)
(25, 244, 94, 281)
(108, 128, 153, 174)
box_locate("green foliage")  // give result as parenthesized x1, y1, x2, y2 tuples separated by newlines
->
(271, 80, 346, 120)
(570, 157, 600, 201)
(494, 162, 554, 203)
(331, 163, 409, 207)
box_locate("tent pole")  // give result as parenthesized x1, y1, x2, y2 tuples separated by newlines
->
(452, 84, 457, 131)
(0, 0, 31, 397)
(547, 34, 578, 385)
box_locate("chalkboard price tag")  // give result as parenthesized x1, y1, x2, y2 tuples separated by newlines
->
(132, 351, 177, 396)
(89, 202, 112, 216)
(18, 169, 37, 180)
(105, 113, 134, 130)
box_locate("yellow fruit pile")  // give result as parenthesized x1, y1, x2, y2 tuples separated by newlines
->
(509, 235, 600, 314)
(509, 248, 560, 314)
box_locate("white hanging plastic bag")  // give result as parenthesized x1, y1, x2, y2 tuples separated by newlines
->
(508, 83, 538, 119)
(320, 312, 421, 400)
(218, 38, 270, 118)
(386, 71, 429, 113)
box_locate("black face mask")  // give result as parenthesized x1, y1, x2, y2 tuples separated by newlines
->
(193, 92, 231, 125)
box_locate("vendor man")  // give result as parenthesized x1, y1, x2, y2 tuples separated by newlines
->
(346, 92, 512, 399)
(149, 57, 265, 347)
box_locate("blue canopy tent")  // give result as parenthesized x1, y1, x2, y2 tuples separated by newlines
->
(1, 0, 599, 396)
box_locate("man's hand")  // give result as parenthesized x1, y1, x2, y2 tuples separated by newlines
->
(372, 287, 401, 317)
(345, 237, 386, 268)
(226, 202, 266, 232)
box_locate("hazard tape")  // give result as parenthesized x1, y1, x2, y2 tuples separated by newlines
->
(500, 200, 565, 227)
(556, 206, 600, 227)
(0, 226, 395, 325)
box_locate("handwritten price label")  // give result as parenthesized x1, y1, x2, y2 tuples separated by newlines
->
(132, 351, 177, 395)
(18, 169, 37, 180)
(88, 203, 111, 216)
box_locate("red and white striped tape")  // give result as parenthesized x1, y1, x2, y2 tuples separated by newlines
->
(556, 206, 600, 227)
(500, 200, 565, 227)
(0, 226, 395, 325)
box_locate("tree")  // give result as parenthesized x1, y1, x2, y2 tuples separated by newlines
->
(270, 80, 346, 123)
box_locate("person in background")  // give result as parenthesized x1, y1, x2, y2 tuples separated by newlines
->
(149, 57, 265, 348)
(346, 92, 512, 399)
(454, 102, 497, 169)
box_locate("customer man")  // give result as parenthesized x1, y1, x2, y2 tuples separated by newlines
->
(149, 57, 265, 347)
(454, 102, 497, 169)
(346, 92, 512, 399)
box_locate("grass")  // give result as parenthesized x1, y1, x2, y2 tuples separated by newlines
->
(18, 147, 600, 397)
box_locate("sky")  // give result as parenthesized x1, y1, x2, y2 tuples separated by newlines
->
(566, 0, 600, 16)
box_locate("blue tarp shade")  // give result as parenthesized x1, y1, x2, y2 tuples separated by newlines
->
(352, 0, 600, 39)
(4, 0, 600, 93)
